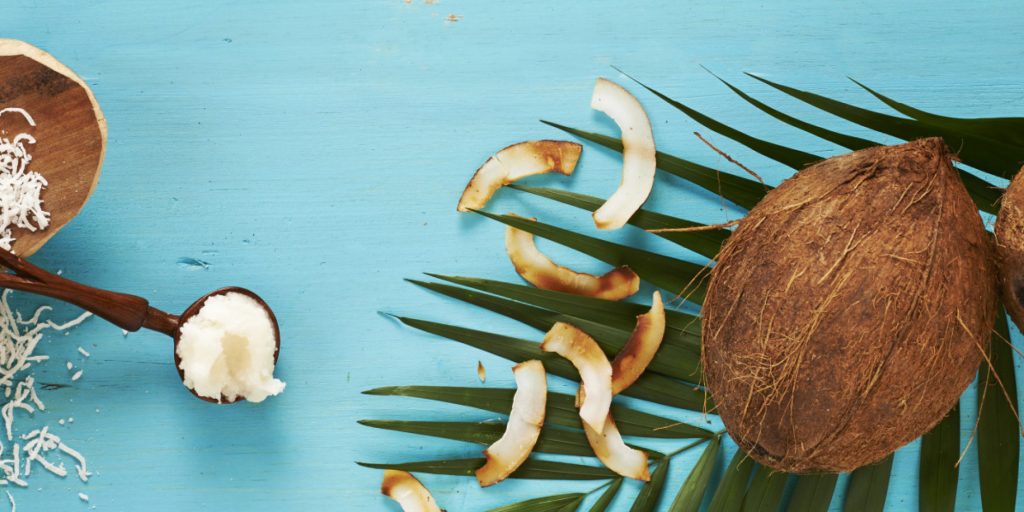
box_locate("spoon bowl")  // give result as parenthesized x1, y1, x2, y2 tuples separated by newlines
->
(172, 286, 281, 404)
(0, 246, 282, 404)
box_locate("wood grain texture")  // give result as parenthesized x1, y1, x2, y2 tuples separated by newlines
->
(0, 39, 105, 256)
(0, 1, 1020, 510)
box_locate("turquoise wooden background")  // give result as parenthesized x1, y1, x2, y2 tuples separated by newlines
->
(2, 1, 1022, 510)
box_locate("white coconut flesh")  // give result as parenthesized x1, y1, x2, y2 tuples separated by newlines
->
(611, 291, 666, 394)
(584, 413, 650, 481)
(475, 360, 547, 487)
(590, 78, 656, 230)
(505, 220, 639, 300)
(540, 322, 613, 433)
(457, 140, 582, 212)
(381, 469, 443, 512)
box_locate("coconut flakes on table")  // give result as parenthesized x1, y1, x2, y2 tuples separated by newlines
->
(0, 290, 93, 492)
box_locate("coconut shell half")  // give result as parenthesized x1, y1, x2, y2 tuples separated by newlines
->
(702, 138, 996, 473)
(995, 166, 1024, 332)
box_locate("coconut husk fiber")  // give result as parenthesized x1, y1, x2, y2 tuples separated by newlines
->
(995, 166, 1024, 333)
(702, 137, 997, 473)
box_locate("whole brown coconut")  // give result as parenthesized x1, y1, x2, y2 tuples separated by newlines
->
(702, 137, 997, 473)
(995, 166, 1024, 332)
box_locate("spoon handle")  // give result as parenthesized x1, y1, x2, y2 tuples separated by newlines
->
(0, 250, 178, 335)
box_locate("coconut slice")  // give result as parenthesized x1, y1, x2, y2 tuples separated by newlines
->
(381, 470, 444, 512)
(540, 322, 613, 433)
(475, 360, 547, 487)
(611, 291, 666, 394)
(590, 78, 656, 230)
(505, 220, 640, 300)
(584, 413, 650, 481)
(457, 140, 582, 212)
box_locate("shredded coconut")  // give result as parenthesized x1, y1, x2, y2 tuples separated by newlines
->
(0, 108, 50, 250)
(0, 290, 92, 505)
(77, 347, 89, 358)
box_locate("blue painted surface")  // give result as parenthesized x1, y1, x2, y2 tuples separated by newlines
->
(0, 0, 1022, 510)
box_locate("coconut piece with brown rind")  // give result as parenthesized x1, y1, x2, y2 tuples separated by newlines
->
(540, 322, 613, 433)
(505, 218, 639, 300)
(381, 470, 444, 512)
(457, 140, 582, 212)
(590, 78, 656, 230)
(611, 291, 665, 394)
(583, 413, 650, 481)
(702, 138, 996, 473)
(475, 360, 546, 487)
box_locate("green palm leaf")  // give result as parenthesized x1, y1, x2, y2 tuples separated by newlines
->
(707, 71, 877, 150)
(473, 211, 710, 303)
(426, 275, 701, 348)
(391, 315, 707, 411)
(487, 493, 587, 512)
(707, 451, 755, 512)
(358, 420, 658, 458)
(588, 479, 623, 512)
(918, 405, 960, 512)
(510, 185, 729, 259)
(849, 79, 1024, 149)
(978, 312, 1020, 512)
(357, 458, 616, 480)
(668, 436, 721, 512)
(541, 121, 766, 210)
(618, 71, 820, 170)
(745, 73, 1023, 179)
(407, 278, 702, 381)
(842, 455, 894, 512)
(647, 73, 1002, 214)
(741, 465, 789, 512)
(785, 473, 837, 512)
(363, 386, 712, 439)
(630, 458, 671, 512)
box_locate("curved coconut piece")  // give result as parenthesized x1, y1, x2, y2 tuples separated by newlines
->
(475, 360, 547, 487)
(583, 413, 650, 481)
(381, 470, 443, 512)
(611, 291, 665, 394)
(995, 166, 1024, 332)
(505, 219, 640, 300)
(702, 138, 997, 473)
(590, 78, 656, 230)
(457, 140, 582, 212)
(540, 322, 612, 433)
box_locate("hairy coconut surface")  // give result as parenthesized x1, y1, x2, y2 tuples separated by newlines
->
(995, 166, 1024, 332)
(702, 138, 996, 473)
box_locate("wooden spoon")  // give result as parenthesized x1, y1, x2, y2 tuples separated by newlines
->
(0, 39, 105, 256)
(0, 247, 280, 404)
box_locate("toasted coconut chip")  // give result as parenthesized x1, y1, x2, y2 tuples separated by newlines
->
(475, 360, 547, 487)
(540, 322, 613, 433)
(611, 291, 666, 394)
(590, 78, 656, 230)
(381, 470, 444, 512)
(505, 220, 640, 300)
(477, 360, 486, 383)
(457, 140, 582, 212)
(584, 413, 650, 481)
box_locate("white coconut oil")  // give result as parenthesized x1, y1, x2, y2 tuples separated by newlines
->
(176, 292, 285, 403)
